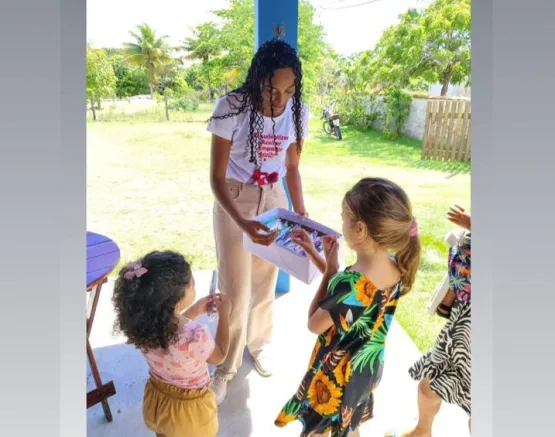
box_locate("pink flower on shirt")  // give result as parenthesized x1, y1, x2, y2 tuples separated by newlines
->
(142, 321, 215, 390)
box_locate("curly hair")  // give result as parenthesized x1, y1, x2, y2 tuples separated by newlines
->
(112, 250, 192, 351)
(209, 39, 304, 169)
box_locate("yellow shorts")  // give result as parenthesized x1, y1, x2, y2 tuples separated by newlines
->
(143, 376, 218, 437)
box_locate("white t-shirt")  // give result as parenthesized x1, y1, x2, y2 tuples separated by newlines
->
(207, 94, 309, 184)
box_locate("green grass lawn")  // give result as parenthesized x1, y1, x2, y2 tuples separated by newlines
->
(87, 102, 470, 352)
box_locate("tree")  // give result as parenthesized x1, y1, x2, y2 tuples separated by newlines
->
(330, 53, 380, 128)
(296, 0, 329, 98)
(222, 66, 241, 94)
(212, 0, 254, 83)
(421, 0, 471, 95)
(86, 46, 116, 121)
(370, 0, 470, 96)
(122, 23, 172, 99)
(183, 63, 206, 92)
(156, 61, 186, 94)
(182, 22, 222, 100)
(106, 51, 150, 98)
(315, 50, 342, 106)
(211, 0, 328, 101)
(166, 67, 191, 95)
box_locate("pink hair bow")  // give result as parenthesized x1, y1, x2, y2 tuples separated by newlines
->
(409, 219, 419, 237)
(123, 262, 148, 280)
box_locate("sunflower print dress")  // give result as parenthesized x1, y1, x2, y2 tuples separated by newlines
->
(409, 232, 471, 415)
(276, 269, 402, 437)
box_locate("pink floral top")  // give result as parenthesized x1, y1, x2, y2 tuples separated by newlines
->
(142, 320, 215, 390)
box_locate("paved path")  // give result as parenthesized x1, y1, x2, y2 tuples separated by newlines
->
(87, 271, 469, 437)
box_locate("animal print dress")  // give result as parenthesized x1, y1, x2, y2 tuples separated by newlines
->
(409, 232, 471, 415)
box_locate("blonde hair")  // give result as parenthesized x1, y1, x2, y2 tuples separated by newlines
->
(344, 177, 422, 295)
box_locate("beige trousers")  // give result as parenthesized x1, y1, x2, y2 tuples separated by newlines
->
(213, 179, 288, 380)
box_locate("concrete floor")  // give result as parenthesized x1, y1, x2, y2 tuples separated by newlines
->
(87, 271, 470, 437)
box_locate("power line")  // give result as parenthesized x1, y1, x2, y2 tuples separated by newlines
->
(319, 0, 386, 10)
(312, 0, 353, 5)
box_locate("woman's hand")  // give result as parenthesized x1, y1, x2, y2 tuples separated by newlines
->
(240, 219, 278, 246)
(322, 235, 340, 275)
(447, 205, 471, 230)
(291, 228, 317, 256)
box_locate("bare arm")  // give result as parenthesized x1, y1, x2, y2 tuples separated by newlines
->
(210, 134, 246, 227)
(285, 144, 306, 216)
(306, 250, 326, 275)
(307, 237, 340, 334)
(307, 273, 334, 335)
(182, 297, 209, 321)
(290, 229, 326, 274)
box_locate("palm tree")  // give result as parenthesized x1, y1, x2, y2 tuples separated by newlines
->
(183, 22, 222, 100)
(123, 23, 172, 99)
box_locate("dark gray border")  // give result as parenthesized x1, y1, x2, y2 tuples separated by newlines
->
(3, 0, 555, 435)
(0, 0, 85, 435)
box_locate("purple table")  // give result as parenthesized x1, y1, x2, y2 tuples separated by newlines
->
(87, 231, 120, 422)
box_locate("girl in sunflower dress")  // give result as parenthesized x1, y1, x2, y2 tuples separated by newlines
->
(275, 178, 422, 437)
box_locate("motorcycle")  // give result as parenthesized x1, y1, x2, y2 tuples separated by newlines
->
(321, 104, 342, 140)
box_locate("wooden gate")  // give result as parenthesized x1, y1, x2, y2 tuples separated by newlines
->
(422, 98, 471, 162)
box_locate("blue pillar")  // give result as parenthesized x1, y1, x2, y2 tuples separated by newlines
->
(255, 0, 299, 294)
(255, 0, 298, 50)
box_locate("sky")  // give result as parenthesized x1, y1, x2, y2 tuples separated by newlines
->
(87, 0, 432, 56)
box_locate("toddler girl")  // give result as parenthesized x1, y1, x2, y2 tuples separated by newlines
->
(112, 250, 230, 437)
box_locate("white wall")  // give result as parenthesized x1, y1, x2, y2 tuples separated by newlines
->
(367, 95, 470, 141)
(368, 96, 429, 140)
(428, 83, 471, 98)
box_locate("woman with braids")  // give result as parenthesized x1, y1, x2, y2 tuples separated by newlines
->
(206, 39, 309, 404)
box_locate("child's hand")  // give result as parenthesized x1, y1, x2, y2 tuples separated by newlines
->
(291, 228, 317, 256)
(322, 236, 340, 275)
(447, 205, 471, 230)
(213, 293, 231, 317)
(183, 296, 214, 320)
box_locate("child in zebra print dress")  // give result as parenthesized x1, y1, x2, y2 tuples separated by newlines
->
(386, 205, 471, 437)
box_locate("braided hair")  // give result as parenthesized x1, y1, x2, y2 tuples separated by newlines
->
(209, 39, 304, 169)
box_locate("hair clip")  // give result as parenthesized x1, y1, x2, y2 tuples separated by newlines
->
(123, 262, 148, 280)
(409, 219, 419, 237)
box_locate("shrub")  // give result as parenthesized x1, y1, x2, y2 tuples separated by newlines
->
(332, 87, 379, 129)
(383, 88, 413, 140)
(168, 90, 200, 112)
